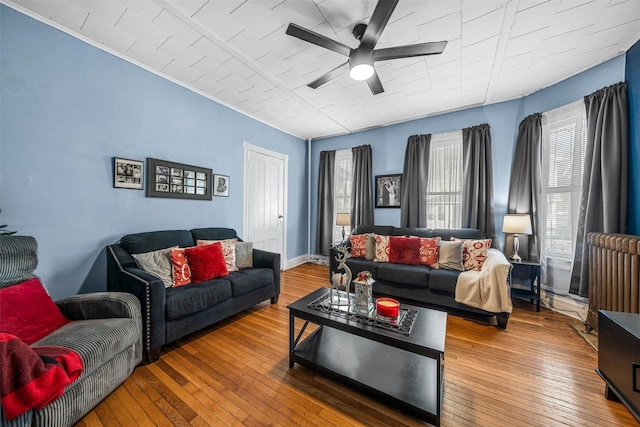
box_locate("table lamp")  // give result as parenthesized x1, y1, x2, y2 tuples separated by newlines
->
(336, 213, 350, 241)
(502, 214, 532, 262)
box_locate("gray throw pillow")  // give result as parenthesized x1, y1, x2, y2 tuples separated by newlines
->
(439, 240, 464, 271)
(131, 246, 177, 288)
(365, 233, 376, 260)
(235, 242, 253, 269)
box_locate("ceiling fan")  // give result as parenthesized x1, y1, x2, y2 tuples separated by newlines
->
(285, 0, 447, 95)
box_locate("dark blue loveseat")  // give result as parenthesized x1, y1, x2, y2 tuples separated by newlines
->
(107, 227, 280, 363)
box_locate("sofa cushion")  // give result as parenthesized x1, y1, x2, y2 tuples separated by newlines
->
(349, 235, 367, 258)
(376, 263, 430, 287)
(191, 227, 239, 242)
(392, 227, 434, 238)
(170, 248, 191, 287)
(34, 317, 140, 379)
(352, 225, 394, 236)
(0, 278, 71, 345)
(373, 235, 391, 262)
(165, 279, 232, 320)
(432, 228, 491, 245)
(235, 242, 253, 269)
(120, 230, 194, 254)
(388, 236, 420, 265)
(185, 243, 228, 283)
(131, 246, 176, 288)
(226, 268, 274, 297)
(428, 268, 462, 294)
(197, 238, 238, 272)
(345, 258, 378, 280)
(439, 240, 465, 271)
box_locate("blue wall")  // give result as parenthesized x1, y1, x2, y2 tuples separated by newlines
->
(310, 55, 627, 253)
(0, 6, 307, 299)
(627, 40, 640, 234)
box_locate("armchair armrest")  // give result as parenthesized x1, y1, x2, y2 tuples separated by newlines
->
(253, 249, 281, 297)
(56, 292, 141, 322)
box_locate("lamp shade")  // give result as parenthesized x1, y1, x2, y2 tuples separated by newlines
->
(336, 213, 350, 226)
(502, 214, 532, 235)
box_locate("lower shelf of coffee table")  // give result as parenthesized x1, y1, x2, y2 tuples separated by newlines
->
(290, 326, 443, 424)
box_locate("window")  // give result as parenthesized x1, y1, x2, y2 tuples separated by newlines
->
(541, 100, 587, 259)
(333, 149, 352, 242)
(426, 131, 463, 229)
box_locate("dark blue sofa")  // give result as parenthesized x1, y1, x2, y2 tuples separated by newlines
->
(107, 227, 280, 363)
(329, 225, 510, 328)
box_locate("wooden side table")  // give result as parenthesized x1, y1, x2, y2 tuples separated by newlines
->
(509, 259, 541, 312)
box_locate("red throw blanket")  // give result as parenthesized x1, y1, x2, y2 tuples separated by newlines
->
(0, 333, 83, 420)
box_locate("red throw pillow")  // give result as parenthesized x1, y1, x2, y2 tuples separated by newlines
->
(185, 243, 228, 283)
(418, 237, 441, 268)
(170, 248, 191, 287)
(0, 278, 71, 345)
(388, 236, 421, 265)
(349, 235, 367, 258)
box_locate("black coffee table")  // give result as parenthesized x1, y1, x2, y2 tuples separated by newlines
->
(288, 287, 447, 425)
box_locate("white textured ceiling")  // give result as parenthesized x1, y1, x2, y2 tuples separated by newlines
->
(5, 0, 640, 140)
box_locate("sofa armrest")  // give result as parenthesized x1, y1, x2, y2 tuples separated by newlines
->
(107, 245, 167, 358)
(253, 249, 281, 296)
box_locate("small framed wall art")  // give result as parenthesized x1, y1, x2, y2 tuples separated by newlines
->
(114, 157, 143, 190)
(375, 174, 402, 208)
(147, 158, 212, 200)
(213, 174, 230, 197)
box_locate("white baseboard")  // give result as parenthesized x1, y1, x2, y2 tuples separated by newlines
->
(285, 254, 308, 270)
(540, 288, 588, 322)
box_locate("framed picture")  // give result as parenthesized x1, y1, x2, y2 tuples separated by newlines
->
(114, 157, 143, 190)
(213, 174, 230, 197)
(147, 158, 212, 200)
(375, 174, 402, 208)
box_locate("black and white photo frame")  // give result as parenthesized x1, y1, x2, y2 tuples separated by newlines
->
(213, 174, 230, 197)
(114, 157, 143, 190)
(147, 158, 212, 200)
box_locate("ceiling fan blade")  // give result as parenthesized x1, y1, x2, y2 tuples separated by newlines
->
(308, 62, 349, 89)
(286, 23, 351, 57)
(374, 41, 448, 61)
(367, 71, 384, 95)
(360, 0, 399, 49)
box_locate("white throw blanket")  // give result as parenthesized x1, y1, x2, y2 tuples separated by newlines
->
(454, 248, 513, 313)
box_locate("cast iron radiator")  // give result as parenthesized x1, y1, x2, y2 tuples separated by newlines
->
(587, 232, 640, 331)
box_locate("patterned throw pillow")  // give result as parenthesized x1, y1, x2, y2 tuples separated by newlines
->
(197, 238, 238, 272)
(170, 248, 191, 287)
(373, 235, 391, 262)
(418, 237, 441, 268)
(452, 237, 493, 271)
(388, 236, 421, 265)
(349, 235, 367, 258)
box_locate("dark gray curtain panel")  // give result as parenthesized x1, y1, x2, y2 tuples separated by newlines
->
(506, 113, 543, 262)
(351, 145, 374, 229)
(400, 134, 431, 228)
(461, 124, 497, 247)
(570, 82, 628, 297)
(316, 150, 335, 256)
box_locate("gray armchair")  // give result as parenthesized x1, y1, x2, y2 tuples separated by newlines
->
(0, 236, 142, 426)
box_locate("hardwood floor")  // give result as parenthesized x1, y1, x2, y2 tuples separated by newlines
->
(78, 263, 637, 426)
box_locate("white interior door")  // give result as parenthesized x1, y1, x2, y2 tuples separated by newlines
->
(244, 142, 287, 269)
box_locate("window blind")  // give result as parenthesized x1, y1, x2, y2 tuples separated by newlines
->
(426, 130, 463, 229)
(333, 149, 352, 242)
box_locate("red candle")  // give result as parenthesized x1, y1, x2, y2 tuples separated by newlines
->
(376, 298, 399, 318)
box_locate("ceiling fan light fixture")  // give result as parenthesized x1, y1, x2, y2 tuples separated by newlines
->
(349, 48, 374, 81)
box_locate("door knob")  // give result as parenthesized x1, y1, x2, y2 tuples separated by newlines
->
(278, 214, 284, 219)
